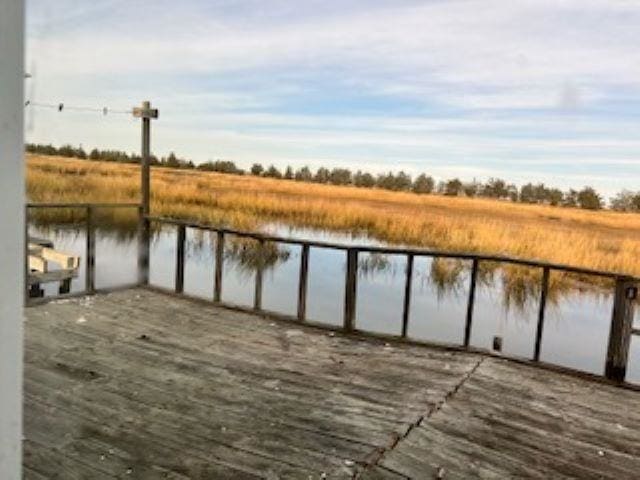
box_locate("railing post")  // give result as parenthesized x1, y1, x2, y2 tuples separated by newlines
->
(137, 205, 150, 286)
(401, 254, 414, 338)
(605, 278, 637, 382)
(464, 258, 479, 347)
(85, 205, 95, 294)
(254, 238, 264, 311)
(534, 267, 550, 361)
(297, 243, 310, 321)
(344, 248, 358, 332)
(175, 224, 186, 294)
(213, 231, 224, 302)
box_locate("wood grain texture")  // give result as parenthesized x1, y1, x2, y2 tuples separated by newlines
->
(364, 358, 640, 479)
(24, 289, 478, 479)
(24, 289, 640, 479)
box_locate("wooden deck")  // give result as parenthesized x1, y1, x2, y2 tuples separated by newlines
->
(24, 289, 640, 479)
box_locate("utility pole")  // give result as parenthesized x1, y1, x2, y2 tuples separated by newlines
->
(133, 101, 158, 285)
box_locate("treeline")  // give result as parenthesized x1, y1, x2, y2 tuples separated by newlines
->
(27, 143, 629, 211)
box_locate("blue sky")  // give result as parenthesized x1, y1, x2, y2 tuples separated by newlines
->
(26, 0, 640, 197)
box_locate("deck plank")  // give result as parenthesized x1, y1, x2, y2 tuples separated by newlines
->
(24, 289, 640, 479)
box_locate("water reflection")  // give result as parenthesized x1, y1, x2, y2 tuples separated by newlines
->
(26, 222, 639, 381)
(357, 255, 613, 313)
(429, 258, 467, 298)
(29, 223, 616, 310)
(225, 238, 291, 274)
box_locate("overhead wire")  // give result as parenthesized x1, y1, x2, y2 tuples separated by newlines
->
(25, 100, 133, 115)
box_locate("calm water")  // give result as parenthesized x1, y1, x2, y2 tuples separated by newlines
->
(29, 222, 640, 383)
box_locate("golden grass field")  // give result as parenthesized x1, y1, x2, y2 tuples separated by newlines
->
(26, 154, 640, 278)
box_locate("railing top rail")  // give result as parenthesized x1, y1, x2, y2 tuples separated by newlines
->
(147, 215, 640, 282)
(28, 202, 141, 209)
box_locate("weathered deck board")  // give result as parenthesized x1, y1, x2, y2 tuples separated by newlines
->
(367, 358, 640, 479)
(24, 289, 480, 479)
(24, 289, 640, 479)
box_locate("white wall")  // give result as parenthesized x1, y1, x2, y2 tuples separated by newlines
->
(0, 0, 25, 478)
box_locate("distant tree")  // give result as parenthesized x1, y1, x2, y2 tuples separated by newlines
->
(563, 189, 578, 208)
(354, 170, 376, 188)
(376, 172, 395, 191)
(520, 183, 564, 206)
(89, 148, 100, 160)
(481, 178, 511, 199)
(264, 165, 282, 179)
(548, 188, 564, 206)
(507, 184, 519, 202)
(314, 167, 330, 183)
(57, 144, 76, 158)
(577, 187, 603, 210)
(294, 166, 313, 182)
(394, 171, 412, 191)
(250, 163, 264, 176)
(284, 166, 294, 180)
(412, 174, 435, 194)
(519, 183, 536, 203)
(443, 178, 464, 196)
(611, 191, 634, 212)
(164, 152, 180, 168)
(462, 181, 480, 198)
(198, 160, 243, 175)
(375, 171, 411, 191)
(329, 168, 353, 186)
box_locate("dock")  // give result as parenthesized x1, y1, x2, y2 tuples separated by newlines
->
(24, 289, 640, 479)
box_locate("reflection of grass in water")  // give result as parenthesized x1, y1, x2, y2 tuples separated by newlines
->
(465, 261, 613, 312)
(430, 258, 467, 299)
(30, 221, 138, 243)
(29, 207, 139, 235)
(354, 255, 612, 311)
(358, 253, 396, 277)
(225, 237, 291, 277)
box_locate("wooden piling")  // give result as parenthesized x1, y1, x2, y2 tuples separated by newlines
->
(344, 248, 358, 332)
(464, 259, 479, 347)
(533, 267, 550, 362)
(297, 244, 310, 321)
(175, 224, 186, 294)
(213, 231, 224, 302)
(85, 206, 96, 293)
(401, 254, 414, 338)
(254, 239, 264, 311)
(605, 278, 637, 382)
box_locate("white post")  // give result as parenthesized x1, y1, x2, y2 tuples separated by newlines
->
(0, 0, 25, 478)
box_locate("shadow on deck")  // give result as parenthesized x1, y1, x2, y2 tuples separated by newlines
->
(24, 289, 640, 479)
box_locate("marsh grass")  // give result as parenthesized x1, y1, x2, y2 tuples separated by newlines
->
(27, 155, 640, 280)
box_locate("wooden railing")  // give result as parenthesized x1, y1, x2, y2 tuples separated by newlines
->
(23, 203, 640, 384)
(25, 202, 140, 300)
(148, 215, 640, 385)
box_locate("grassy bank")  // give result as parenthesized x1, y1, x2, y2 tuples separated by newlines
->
(27, 154, 640, 278)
